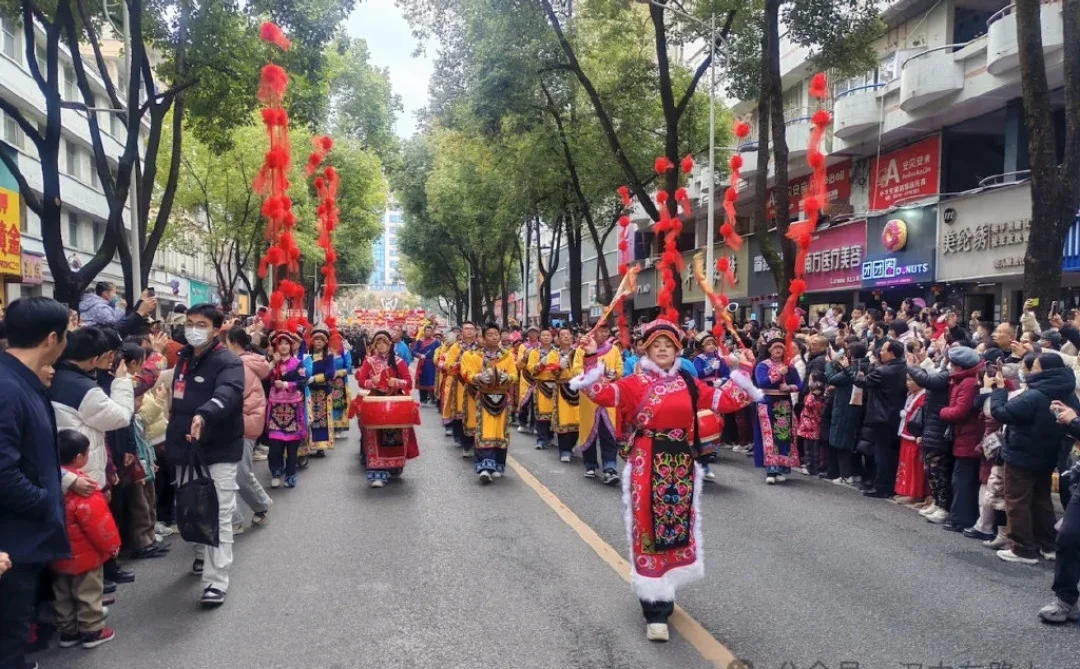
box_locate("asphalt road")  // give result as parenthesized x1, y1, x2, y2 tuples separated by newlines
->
(37, 402, 1076, 669)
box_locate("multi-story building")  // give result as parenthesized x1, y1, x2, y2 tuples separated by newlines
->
(727, 0, 1079, 324)
(369, 206, 405, 291)
(0, 16, 220, 312)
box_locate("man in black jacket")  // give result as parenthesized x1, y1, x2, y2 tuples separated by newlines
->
(907, 360, 954, 521)
(0, 297, 70, 669)
(854, 339, 908, 498)
(166, 303, 245, 607)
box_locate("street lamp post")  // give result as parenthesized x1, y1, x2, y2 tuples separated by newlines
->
(636, 0, 725, 327)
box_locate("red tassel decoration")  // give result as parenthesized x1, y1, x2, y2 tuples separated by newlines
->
(260, 22, 292, 51)
(617, 185, 631, 207)
(654, 156, 675, 174)
(734, 121, 751, 139)
(681, 155, 695, 173)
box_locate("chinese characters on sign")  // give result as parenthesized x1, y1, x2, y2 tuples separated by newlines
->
(870, 135, 941, 210)
(942, 219, 1029, 257)
(804, 245, 862, 275)
(766, 161, 852, 220)
(0, 187, 24, 277)
(21, 253, 43, 285)
(861, 258, 931, 282)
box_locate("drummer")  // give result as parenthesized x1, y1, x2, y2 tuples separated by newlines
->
(355, 330, 420, 488)
(692, 331, 731, 483)
(461, 323, 518, 484)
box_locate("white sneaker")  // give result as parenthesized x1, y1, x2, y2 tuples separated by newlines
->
(560, 454, 571, 463)
(252, 450, 268, 462)
(462, 449, 473, 458)
(154, 522, 175, 537)
(775, 474, 787, 483)
(270, 477, 281, 489)
(925, 508, 949, 524)
(983, 533, 1009, 549)
(919, 504, 939, 518)
(444, 428, 453, 437)
(703, 469, 717, 482)
(479, 471, 492, 485)
(370, 479, 385, 488)
(517, 425, 527, 433)
(493, 471, 504, 478)
(799, 467, 810, 476)
(997, 548, 1038, 565)
(645, 623, 670, 642)
(765, 476, 777, 485)
(232, 523, 246, 535)
(830, 477, 846, 486)
(1041, 550, 1057, 561)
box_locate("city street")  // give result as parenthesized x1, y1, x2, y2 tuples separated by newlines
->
(38, 405, 1077, 669)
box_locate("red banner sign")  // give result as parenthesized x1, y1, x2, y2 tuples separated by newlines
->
(869, 135, 941, 210)
(803, 220, 867, 293)
(766, 160, 851, 221)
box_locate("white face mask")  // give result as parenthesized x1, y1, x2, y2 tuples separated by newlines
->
(185, 326, 212, 348)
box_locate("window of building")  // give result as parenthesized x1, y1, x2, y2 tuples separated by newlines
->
(878, 52, 899, 84)
(92, 220, 105, 248)
(35, 45, 46, 76)
(63, 66, 76, 101)
(89, 159, 99, 189)
(783, 83, 805, 118)
(2, 110, 24, 150)
(1, 17, 18, 62)
(65, 142, 80, 179)
(110, 111, 122, 137)
(67, 212, 80, 249)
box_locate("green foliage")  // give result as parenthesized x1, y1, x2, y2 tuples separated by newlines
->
(327, 37, 403, 166)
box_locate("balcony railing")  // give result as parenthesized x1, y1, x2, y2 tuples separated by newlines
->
(899, 45, 966, 111)
(833, 83, 885, 139)
(986, 1, 1064, 75)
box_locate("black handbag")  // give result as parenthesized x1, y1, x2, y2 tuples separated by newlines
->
(175, 446, 220, 547)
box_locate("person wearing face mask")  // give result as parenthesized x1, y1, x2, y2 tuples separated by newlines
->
(569, 318, 759, 642)
(0, 298, 73, 669)
(164, 303, 245, 607)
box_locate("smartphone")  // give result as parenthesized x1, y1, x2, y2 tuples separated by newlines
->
(1050, 300, 1060, 316)
(147, 286, 155, 297)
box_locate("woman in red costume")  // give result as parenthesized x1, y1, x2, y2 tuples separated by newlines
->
(570, 318, 761, 642)
(353, 330, 420, 488)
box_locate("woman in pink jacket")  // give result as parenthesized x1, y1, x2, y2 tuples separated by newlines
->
(225, 327, 273, 530)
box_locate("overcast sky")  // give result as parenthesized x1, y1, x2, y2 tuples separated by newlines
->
(345, 0, 436, 138)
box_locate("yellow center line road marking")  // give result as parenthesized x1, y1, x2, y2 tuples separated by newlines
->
(507, 456, 738, 669)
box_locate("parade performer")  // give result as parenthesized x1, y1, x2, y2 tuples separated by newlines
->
(413, 325, 440, 404)
(693, 331, 731, 482)
(460, 324, 519, 484)
(527, 329, 557, 450)
(754, 338, 804, 484)
(303, 324, 336, 456)
(573, 321, 623, 484)
(331, 338, 352, 437)
(436, 329, 457, 434)
(353, 330, 419, 488)
(516, 327, 540, 434)
(569, 318, 760, 642)
(548, 328, 581, 462)
(442, 322, 479, 456)
(266, 331, 307, 489)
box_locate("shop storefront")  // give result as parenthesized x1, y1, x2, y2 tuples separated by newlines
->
(860, 206, 936, 306)
(747, 234, 779, 324)
(679, 243, 749, 329)
(869, 135, 941, 211)
(803, 220, 866, 311)
(630, 266, 658, 324)
(0, 178, 24, 306)
(938, 183, 1080, 323)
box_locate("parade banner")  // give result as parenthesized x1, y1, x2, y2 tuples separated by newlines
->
(0, 187, 24, 277)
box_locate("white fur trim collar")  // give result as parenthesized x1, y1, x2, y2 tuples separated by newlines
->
(569, 363, 606, 391)
(727, 368, 764, 403)
(639, 357, 681, 378)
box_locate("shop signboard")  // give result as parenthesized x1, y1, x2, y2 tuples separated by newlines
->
(20, 252, 43, 285)
(189, 279, 213, 305)
(869, 135, 941, 210)
(862, 206, 937, 287)
(550, 290, 561, 312)
(766, 160, 851, 220)
(632, 266, 657, 310)
(0, 187, 23, 277)
(681, 243, 749, 302)
(804, 220, 866, 292)
(937, 184, 1031, 281)
(748, 233, 780, 299)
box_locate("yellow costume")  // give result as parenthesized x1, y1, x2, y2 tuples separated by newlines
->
(461, 347, 519, 449)
(441, 340, 480, 436)
(516, 344, 538, 414)
(527, 346, 557, 420)
(547, 347, 581, 435)
(573, 341, 623, 451)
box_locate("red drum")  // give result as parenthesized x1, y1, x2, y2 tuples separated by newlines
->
(697, 410, 722, 444)
(359, 396, 420, 429)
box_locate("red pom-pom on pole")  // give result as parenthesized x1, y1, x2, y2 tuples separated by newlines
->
(260, 22, 292, 51)
(790, 278, 807, 296)
(730, 154, 743, 171)
(724, 188, 739, 203)
(734, 121, 751, 139)
(812, 109, 832, 128)
(654, 156, 675, 174)
(809, 72, 828, 100)
(717, 257, 731, 273)
(681, 155, 695, 173)
(617, 185, 631, 206)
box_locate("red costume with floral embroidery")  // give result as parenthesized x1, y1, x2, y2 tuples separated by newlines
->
(576, 357, 758, 602)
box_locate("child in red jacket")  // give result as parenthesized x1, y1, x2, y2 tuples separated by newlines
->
(52, 430, 121, 649)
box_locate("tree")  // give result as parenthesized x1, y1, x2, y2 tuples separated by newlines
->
(326, 37, 403, 166)
(0, 0, 355, 307)
(1015, 0, 1079, 316)
(729, 0, 881, 303)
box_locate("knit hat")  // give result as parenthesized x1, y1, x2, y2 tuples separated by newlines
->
(947, 345, 980, 370)
(982, 347, 1006, 365)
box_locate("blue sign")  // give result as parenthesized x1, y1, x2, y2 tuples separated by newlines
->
(1063, 210, 1080, 272)
(861, 206, 937, 287)
(189, 280, 213, 306)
